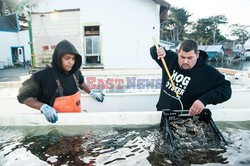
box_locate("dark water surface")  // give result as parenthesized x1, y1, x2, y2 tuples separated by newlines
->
(209, 60, 250, 71)
(0, 122, 250, 166)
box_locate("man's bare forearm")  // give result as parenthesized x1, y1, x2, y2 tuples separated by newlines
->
(23, 97, 44, 110)
(81, 82, 91, 94)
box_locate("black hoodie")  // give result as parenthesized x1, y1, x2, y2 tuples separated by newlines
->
(150, 46, 232, 111)
(17, 40, 84, 106)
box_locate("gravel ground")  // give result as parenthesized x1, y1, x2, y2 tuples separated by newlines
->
(0, 67, 30, 82)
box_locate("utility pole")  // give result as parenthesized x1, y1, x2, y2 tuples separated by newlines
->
(213, 28, 216, 45)
(28, 20, 35, 67)
(22, 6, 35, 68)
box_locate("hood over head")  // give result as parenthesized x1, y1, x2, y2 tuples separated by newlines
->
(51, 40, 82, 75)
(196, 50, 208, 66)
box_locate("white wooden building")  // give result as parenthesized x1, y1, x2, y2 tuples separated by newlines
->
(24, 0, 170, 68)
(244, 39, 250, 60)
(0, 14, 31, 69)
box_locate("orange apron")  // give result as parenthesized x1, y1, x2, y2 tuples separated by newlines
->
(49, 65, 82, 113)
(53, 91, 81, 113)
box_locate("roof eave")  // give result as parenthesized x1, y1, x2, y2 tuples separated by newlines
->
(152, 0, 171, 9)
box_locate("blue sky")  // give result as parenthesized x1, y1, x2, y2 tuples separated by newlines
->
(165, 0, 250, 39)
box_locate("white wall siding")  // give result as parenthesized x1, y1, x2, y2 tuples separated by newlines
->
(31, 10, 81, 67)
(0, 32, 17, 66)
(79, 0, 160, 68)
(32, 0, 80, 12)
(80, 0, 161, 68)
(31, 0, 161, 68)
(19, 30, 31, 62)
(0, 31, 30, 67)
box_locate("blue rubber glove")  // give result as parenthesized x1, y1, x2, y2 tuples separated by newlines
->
(40, 104, 58, 123)
(90, 91, 105, 102)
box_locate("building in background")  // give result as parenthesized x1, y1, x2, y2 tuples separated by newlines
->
(244, 38, 250, 60)
(232, 43, 246, 60)
(17, 0, 170, 69)
(0, 14, 31, 69)
(198, 45, 225, 61)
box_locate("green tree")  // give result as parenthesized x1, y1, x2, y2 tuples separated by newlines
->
(191, 15, 227, 45)
(0, 0, 28, 30)
(162, 7, 191, 41)
(210, 15, 227, 44)
(230, 24, 249, 44)
(191, 18, 214, 45)
(0, 0, 19, 15)
(0, 0, 3, 15)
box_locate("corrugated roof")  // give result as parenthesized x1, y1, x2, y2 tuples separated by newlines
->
(198, 45, 224, 52)
(0, 14, 18, 32)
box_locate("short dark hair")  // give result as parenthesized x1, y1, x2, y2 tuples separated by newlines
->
(179, 39, 198, 53)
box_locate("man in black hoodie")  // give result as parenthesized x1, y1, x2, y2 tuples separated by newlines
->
(150, 39, 231, 115)
(17, 40, 104, 123)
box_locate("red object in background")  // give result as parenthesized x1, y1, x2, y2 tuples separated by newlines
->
(42, 45, 49, 51)
(225, 49, 233, 55)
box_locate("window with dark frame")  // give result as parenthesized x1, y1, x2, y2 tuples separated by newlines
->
(84, 26, 101, 64)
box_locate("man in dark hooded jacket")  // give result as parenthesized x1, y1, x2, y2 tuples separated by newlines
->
(150, 39, 231, 115)
(17, 40, 104, 123)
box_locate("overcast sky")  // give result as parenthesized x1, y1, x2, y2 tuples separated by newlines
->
(165, 0, 250, 38)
